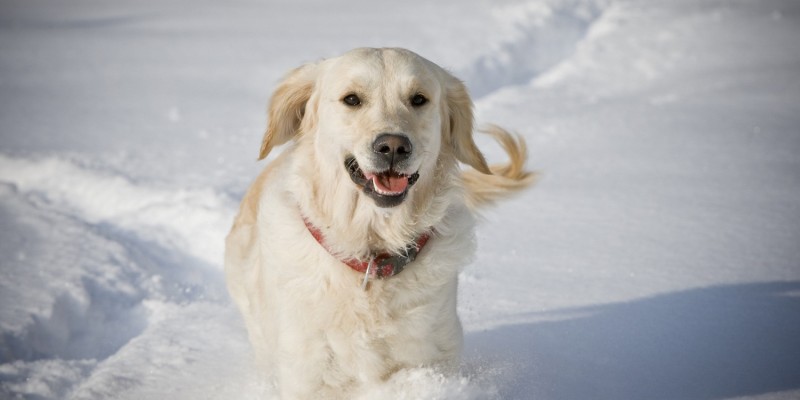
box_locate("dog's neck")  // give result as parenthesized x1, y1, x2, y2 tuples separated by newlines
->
(303, 216, 432, 279)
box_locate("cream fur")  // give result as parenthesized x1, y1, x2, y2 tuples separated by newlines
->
(225, 48, 533, 399)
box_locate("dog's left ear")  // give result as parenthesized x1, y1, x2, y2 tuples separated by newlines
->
(259, 62, 319, 160)
(444, 76, 491, 174)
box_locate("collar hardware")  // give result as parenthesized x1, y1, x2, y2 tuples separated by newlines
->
(303, 218, 431, 280)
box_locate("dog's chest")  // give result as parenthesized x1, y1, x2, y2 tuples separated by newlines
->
(303, 279, 433, 380)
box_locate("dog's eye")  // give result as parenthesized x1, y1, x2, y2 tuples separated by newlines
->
(342, 94, 361, 107)
(410, 93, 428, 107)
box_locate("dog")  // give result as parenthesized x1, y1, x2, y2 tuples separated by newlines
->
(225, 47, 534, 399)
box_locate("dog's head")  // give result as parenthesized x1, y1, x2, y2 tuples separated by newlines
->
(259, 48, 489, 209)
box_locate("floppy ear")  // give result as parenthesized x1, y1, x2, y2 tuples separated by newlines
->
(445, 77, 491, 174)
(258, 63, 319, 160)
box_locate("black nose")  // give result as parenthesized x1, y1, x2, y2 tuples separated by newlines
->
(372, 133, 412, 166)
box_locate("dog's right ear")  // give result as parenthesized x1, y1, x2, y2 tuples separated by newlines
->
(258, 63, 319, 160)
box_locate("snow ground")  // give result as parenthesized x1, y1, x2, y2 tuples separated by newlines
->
(1, 0, 799, 399)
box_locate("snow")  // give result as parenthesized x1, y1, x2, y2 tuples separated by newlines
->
(1, 0, 799, 398)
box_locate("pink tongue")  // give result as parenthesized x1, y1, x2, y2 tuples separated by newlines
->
(367, 173, 409, 194)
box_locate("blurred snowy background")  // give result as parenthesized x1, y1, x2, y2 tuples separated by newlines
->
(1, 0, 799, 398)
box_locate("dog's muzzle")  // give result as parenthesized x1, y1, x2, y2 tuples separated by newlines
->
(344, 133, 420, 207)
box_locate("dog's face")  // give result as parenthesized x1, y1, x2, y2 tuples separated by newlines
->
(315, 49, 444, 207)
(259, 48, 490, 209)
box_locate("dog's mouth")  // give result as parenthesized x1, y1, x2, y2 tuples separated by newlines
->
(345, 156, 420, 208)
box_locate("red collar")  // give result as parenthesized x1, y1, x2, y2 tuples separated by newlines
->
(303, 218, 432, 279)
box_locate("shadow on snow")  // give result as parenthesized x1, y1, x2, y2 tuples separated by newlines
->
(465, 281, 800, 399)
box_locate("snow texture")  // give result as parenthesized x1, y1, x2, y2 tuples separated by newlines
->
(1, 0, 799, 398)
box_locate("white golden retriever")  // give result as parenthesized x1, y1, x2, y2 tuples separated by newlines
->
(225, 47, 534, 399)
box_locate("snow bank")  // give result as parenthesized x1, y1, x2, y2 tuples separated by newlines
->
(0, 154, 235, 266)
